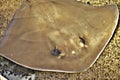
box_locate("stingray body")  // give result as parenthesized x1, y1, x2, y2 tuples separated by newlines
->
(0, 0, 119, 73)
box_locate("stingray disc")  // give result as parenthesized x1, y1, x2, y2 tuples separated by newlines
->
(0, 0, 119, 73)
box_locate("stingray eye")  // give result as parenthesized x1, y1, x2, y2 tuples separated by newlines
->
(79, 37, 86, 45)
(51, 48, 61, 56)
(78, 36, 87, 48)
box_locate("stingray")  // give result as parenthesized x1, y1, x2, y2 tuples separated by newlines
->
(0, 0, 119, 73)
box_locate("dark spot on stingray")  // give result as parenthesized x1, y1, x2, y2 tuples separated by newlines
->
(26, 0, 30, 3)
(87, 2, 90, 5)
(51, 48, 61, 56)
(79, 36, 86, 45)
(29, 77, 32, 80)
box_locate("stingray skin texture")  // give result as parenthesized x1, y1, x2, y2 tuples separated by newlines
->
(0, 0, 119, 73)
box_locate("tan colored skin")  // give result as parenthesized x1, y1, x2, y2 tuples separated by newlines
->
(0, 0, 119, 73)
